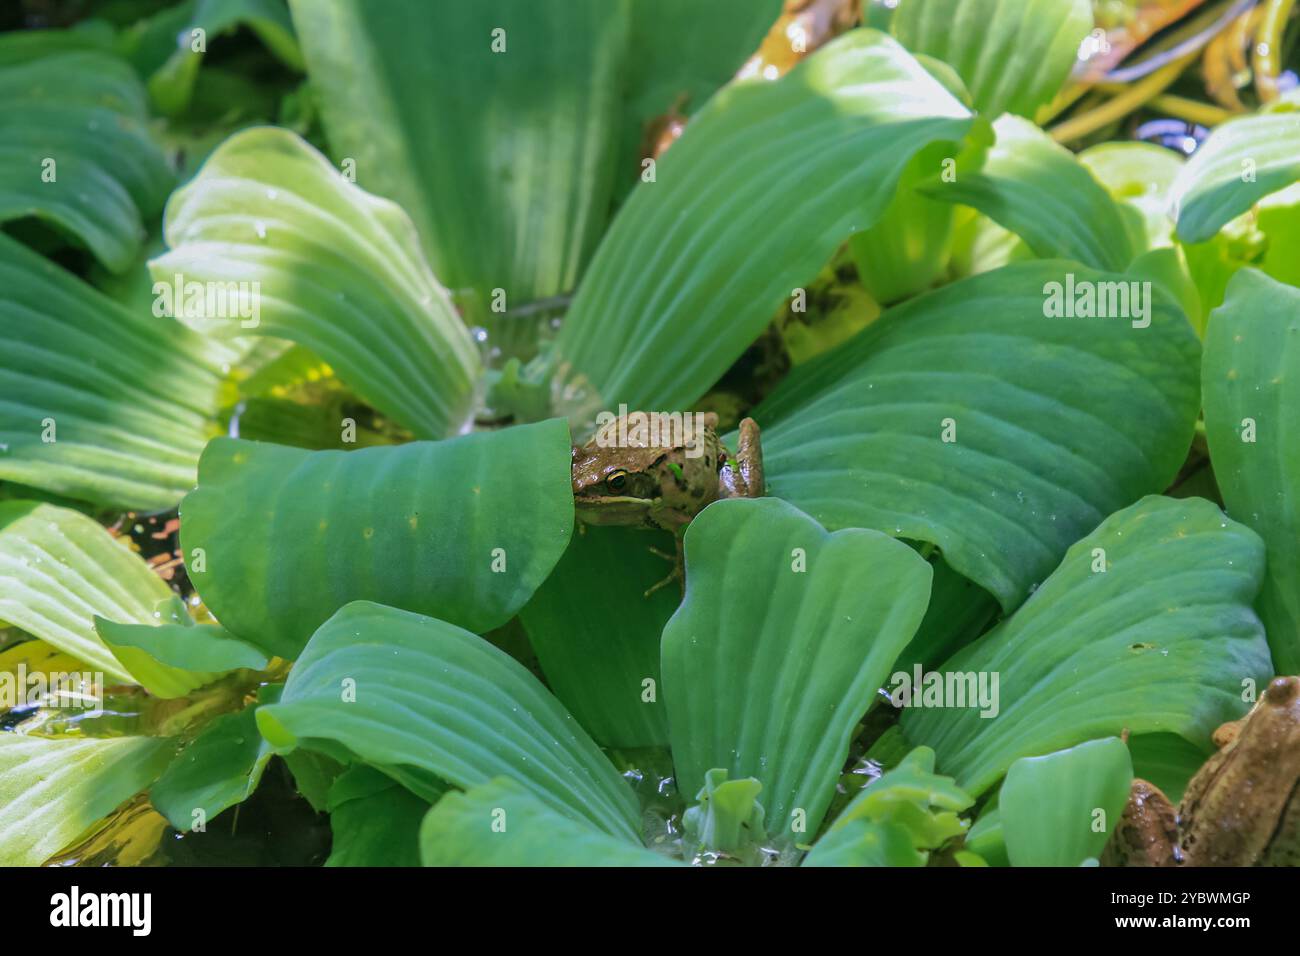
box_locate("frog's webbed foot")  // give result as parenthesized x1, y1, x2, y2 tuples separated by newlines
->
(644, 539, 685, 599)
(720, 417, 765, 499)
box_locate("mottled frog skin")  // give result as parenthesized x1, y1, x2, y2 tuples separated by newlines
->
(571, 413, 764, 533)
(1104, 676, 1300, 866)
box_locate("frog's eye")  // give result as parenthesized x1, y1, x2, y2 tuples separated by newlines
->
(606, 470, 628, 492)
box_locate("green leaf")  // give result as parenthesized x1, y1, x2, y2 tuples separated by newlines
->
(1257, 185, 1300, 288)
(925, 114, 1141, 271)
(282, 749, 342, 812)
(964, 801, 1009, 867)
(95, 603, 267, 699)
(901, 495, 1273, 795)
(150, 696, 276, 831)
(0, 734, 172, 865)
(325, 766, 427, 867)
(662, 497, 932, 843)
(180, 419, 573, 660)
(0, 501, 176, 683)
(1202, 268, 1300, 671)
(682, 769, 767, 858)
(1180, 218, 1266, 327)
(0, 24, 114, 66)
(807, 746, 970, 866)
(1079, 141, 1184, 251)
(547, 29, 972, 421)
(147, 0, 303, 117)
(1171, 108, 1300, 244)
(895, 554, 1000, 671)
(0, 233, 221, 510)
(822, 746, 971, 846)
(256, 601, 641, 840)
(849, 139, 967, 304)
(518, 524, 674, 748)
(150, 127, 482, 439)
(999, 737, 1132, 867)
(1126, 732, 1209, 804)
(802, 817, 925, 867)
(0, 49, 174, 272)
(289, 0, 625, 328)
(891, 0, 1092, 120)
(619, 0, 784, 188)
(752, 260, 1201, 611)
(420, 777, 676, 867)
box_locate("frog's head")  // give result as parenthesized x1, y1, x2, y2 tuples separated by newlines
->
(570, 440, 666, 525)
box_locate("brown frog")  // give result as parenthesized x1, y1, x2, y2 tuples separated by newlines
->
(571, 411, 764, 594)
(1104, 676, 1300, 866)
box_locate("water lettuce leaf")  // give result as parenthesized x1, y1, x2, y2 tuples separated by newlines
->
(1171, 109, 1300, 244)
(256, 601, 641, 840)
(289, 0, 626, 331)
(891, 0, 1092, 120)
(663, 497, 933, 844)
(518, 524, 674, 748)
(420, 776, 675, 867)
(1202, 268, 1300, 671)
(926, 114, 1143, 271)
(0, 734, 173, 866)
(998, 736, 1133, 867)
(753, 260, 1201, 612)
(0, 501, 177, 683)
(150, 695, 277, 831)
(805, 746, 971, 866)
(548, 28, 973, 422)
(0, 234, 221, 510)
(325, 765, 427, 867)
(0, 47, 173, 271)
(95, 602, 267, 699)
(902, 495, 1272, 795)
(151, 127, 482, 439)
(180, 419, 573, 659)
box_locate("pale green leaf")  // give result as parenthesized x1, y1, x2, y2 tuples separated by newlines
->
(1000, 737, 1132, 867)
(151, 127, 482, 439)
(925, 114, 1141, 271)
(0, 734, 172, 865)
(1171, 109, 1300, 244)
(807, 746, 971, 866)
(891, 0, 1093, 120)
(1079, 141, 1184, 250)
(256, 601, 641, 840)
(802, 818, 924, 867)
(0, 501, 176, 683)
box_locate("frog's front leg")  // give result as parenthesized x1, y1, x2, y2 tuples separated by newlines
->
(720, 417, 765, 499)
(644, 535, 685, 599)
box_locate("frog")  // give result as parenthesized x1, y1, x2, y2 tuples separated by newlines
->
(1103, 675, 1300, 866)
(571, 411, 764, 594)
